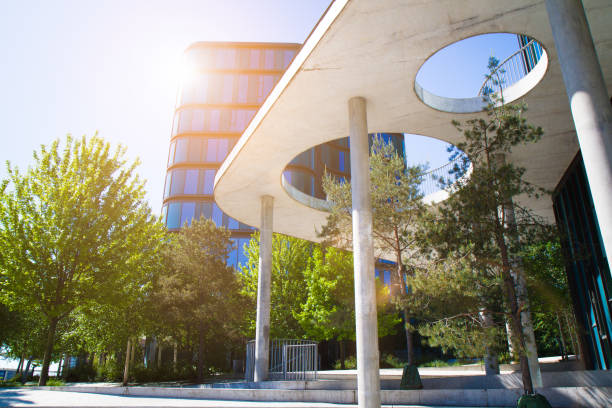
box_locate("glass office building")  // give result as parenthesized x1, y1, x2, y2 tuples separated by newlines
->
(162, 42, 406, 272)
(162, 42, 301, 268)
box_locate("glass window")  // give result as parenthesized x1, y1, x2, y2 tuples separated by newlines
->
(206, 139, 218, 162)
(264, 50, 274, 69)
(228, 217, 239, 230)
(167, 202, 180, 229)
(188, 138, 202, 162)
(192, 111, 205, 132)
(195, 76, 208, 103)
(222, 75, 234, 103)
(164, 172, 172, 198)
(203, 169, 215, 194)
(170, 169, 185, 196)
(283, 50, 295, 68)
(238, 75, 248, 103)
(217, 139, 229, 161)
(184, 170, 198, 194)
(262, 75, 274, 100)
(210, 110, 220, 131)
(200, 201, 212, 219)
(383, 270, 391, 286)
(161, 204, 168, 225)
(283, 170, 292, 183)
(212, 204, 223, 227)
(175, 138, 188, 163)
(178, 110, 191, 133)
(339, 151, 345, 172)
(172, 113, 179, 136)
(180, 202, 195, 227)
(227, 242, 238, 269)
(167, 141, 176, 166)
(237, 238, 250, 267)
(249, 49, 260, 69)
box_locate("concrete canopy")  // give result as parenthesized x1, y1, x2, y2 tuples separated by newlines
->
(214, 0, 612, 244)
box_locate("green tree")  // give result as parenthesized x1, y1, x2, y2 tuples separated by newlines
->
(154, 217, 244, 383)
(320, 136, 427, 364)
(423, 67, 546, 392)
(239, 233, 310, 339)
(297, 245, 400, 367)
(0, 135, 164, 385)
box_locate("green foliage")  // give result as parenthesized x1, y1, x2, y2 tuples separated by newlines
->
(417, 57, 548, 391)
(0, 134, 164, 385)
(153, 217, 245, 382)
(239, 233, 311, 339)
(333, 355, 356, 370)
(43, 379, 65, 386)
(320, 136, 428, 363)
(297, 246, 400, 342)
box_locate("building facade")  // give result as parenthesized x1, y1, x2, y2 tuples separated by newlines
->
(161, 42, 301, 267)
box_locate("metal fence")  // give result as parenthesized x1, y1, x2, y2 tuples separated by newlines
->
(245, 339, 318, 381)
(419, 154, 470, 197)
(478, 37, 544, 97)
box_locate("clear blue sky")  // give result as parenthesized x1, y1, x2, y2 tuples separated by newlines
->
(0, 0, 521, 212)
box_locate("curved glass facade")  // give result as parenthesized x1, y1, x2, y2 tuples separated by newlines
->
(163, 42, 301, 269)
(283, 133, 404, 200)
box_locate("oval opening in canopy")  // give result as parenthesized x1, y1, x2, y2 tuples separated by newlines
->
(414, 33, 548, 113)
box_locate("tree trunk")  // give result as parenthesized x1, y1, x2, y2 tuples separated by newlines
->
(339, 339, 346, 370)
(130, 340, 135, 365)
(39, 317, 59, 386)
(197, 325, 205, 383)
(16, 355, 24, 374)
(480, 309, 500, 375)
(173, 341, 178, 371)
(157, 343, 163, 368)
(123, 338, 131, 386)
(22, 357, 33, 384)
(396, 259, 414, 366)
(497, 233, 534, 394)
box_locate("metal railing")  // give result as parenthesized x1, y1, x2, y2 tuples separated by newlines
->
(419, 154, 470, 197)
(245, 339, 318, 382)
(478, 37, 544, 97)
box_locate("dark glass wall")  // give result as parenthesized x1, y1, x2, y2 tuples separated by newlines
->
(553, 152, 612, 370)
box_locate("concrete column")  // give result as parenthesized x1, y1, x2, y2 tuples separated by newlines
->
(546, 0, 612, 270)
(348, 96, 381, 408)
(254, 195, 274, 382)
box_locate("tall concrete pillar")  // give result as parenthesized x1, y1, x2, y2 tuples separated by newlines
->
(348, 96, 381, 408)
(546, 0, 612, 271)
(254, 195, 274, 382)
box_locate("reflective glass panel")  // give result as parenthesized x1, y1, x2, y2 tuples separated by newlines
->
(228, 217, 239, 230)
(164, 172, 171, 198)
(249, 49, 260, 69)
(167, 141, 176, 166)
(170, 169, 185, 196)
(217, 139, 228, 161)
(212, 204, 223, 227)
(238, 75, 248, 103)
(188, 138, 202, 162)
(161, 204, 168, 225)
(167, 202, 180, 229)
(195, 76, 208, 103)
(184, 170, 198, 194)
(237, 238, 250, 267)
(192, 111, 205, 132)
(210, 110, 220, 131)
(264, 50, 274, 69)
(175, 138, 188, 163)
(222, 75, 234, 103)
(203, 169, 215, 194)
(283, 50, 295, 68)
(206, 139, 218, 162)
(339, 151, 345, 172)
(200, 202, 212, 219)
(180, 202, 195, 226)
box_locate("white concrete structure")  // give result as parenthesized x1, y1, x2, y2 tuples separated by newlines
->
(214, 0, 612, 405)
(254, 195, 274, 382)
